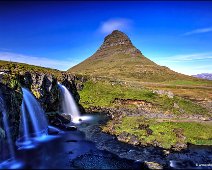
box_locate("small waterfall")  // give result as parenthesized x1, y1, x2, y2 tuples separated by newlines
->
(20, 88, 48, 140)
(20, 100, 29, 142)
(58, 83, 81, 121)
(2, 109, 15, 160)
(0, 95, 23, 169)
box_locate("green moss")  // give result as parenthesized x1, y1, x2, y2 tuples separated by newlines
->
(79, 80, 156, 108)
(164, 80, 212, 86)
(107, 116, 212, 149)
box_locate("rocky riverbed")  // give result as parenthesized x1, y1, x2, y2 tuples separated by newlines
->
(45, 112, 212, 169)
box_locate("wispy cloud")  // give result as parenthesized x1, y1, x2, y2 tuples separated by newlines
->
(154, 52, 212, 75)
(183, 27, 212, 36)
(0, 52, 78, 71)
(99, 18, 132, 34)
(165, 52, 212, 62)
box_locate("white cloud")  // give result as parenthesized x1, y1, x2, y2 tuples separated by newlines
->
(166, 52, 212, 62)
(99, 18, 132, 34)
(154, 52, 212, 75)
(0, 52, 77, 71)
(183, 27, 212, 36)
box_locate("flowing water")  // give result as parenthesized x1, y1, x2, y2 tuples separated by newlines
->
(21, 88, 48, 137)
(58, 83, 91, 123)
(0, 96, 23, 169)
(16, 88, 51, 148)
(2, 110, 15, 160)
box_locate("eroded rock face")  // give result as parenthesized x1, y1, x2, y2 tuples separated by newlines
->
(94, 30, 142, 58)
(17, 72, 85, 113)
(18, 72, 59, 112)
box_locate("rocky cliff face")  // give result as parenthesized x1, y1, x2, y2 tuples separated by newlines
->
(16, 71, 85, 113)
(95, 30, 142, 58)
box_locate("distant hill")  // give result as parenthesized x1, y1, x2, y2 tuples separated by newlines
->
(68, 30, 210, 85)
(192, 73, 212, 80)
(0, 60, 62, 76)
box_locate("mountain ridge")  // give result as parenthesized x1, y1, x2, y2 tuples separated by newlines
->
(192, 73, 212, 80)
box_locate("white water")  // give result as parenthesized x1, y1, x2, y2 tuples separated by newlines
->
(0, 96, 15, 166)
(20, 88, 48, 139)
(58, 83, 81, 123)
(2, 109, 15, 159)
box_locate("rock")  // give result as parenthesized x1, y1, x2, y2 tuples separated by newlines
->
(163, 150, 170, 156)
(68, 151, 73, 154)
(173, 103, 180, 109)
(48, 126, 60, 135)
(129, 134, 140, 145)
(172, 142, 187, 151)
(199, 117, 211, 121)
(153, 90, 174, 98)
(65, 125, 77, 131)
(144, 161, 163, 169)
(66, 139, 77, 143)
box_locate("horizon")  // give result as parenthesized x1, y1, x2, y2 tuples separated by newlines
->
(0, 1, 212, 75)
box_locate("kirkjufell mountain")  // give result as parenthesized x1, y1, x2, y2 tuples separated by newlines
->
(68, 30, 200, 82)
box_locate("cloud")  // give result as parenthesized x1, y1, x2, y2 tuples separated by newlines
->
(166, 52, 212, 62)
(183, 27, 212, 36)
(153, 52, 212, 75)
(0, 52, 78, 71)
(99, 18, 132, 34)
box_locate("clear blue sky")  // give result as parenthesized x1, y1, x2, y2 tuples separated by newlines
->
(0, 1, 212, 75)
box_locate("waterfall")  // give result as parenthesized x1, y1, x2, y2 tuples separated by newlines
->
(0, 95, 23, 169)
(20, 88, 48, 140)
(2, 109, 15, 159)
(58, 83, 81, 121)
(20, 100, 29, 142)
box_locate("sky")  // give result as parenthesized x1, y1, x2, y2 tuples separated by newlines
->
(0, 1, 212, 75)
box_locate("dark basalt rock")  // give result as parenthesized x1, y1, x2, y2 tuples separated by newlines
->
(65, 125, 77, 131)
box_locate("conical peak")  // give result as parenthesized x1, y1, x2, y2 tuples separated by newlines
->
(92, 30, 143, 58)
(105, 30, 130, 41)
(99, 30, 133, 50)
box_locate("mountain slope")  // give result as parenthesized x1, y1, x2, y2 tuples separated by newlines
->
(68, 30, 209, 84)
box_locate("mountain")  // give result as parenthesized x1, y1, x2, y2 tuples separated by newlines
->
(68, 30, 202, 83)
(192, 73, 212, 80)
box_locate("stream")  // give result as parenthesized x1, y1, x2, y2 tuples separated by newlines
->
(1, 113, 212, 169)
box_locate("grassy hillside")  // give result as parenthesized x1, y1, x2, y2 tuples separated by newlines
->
(0, 60, 62, 77)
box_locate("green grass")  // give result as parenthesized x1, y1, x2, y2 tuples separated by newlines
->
(163, 80, 212, 86)
(79, 80, 210, 116)
(103, 116, 212, 149)
(0, 60, 62, 77)
(79, 80, 157, 108)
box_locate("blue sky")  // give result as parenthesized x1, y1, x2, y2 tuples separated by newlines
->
(0, 1, 212, 75)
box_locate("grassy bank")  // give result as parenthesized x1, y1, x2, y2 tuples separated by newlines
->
(79, 80, 210, 116)
(102, 116, 212, 149)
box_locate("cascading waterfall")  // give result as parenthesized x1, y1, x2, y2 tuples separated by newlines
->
(16, 88, 49, 147)
(2, 109, 15, 160)
(20, 100, 29, 143)
(17, 87, 61, 148)
(58, 83, 82, 123)
(0, 96, 23, 169)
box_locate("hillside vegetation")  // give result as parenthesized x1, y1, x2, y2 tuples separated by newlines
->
(0, 60, 62, 77)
